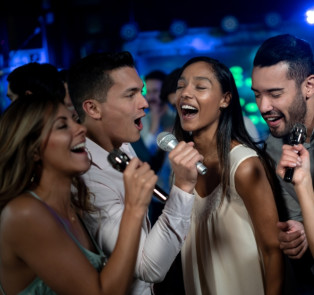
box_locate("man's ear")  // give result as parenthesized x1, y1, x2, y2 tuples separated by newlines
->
(305, 75, 314, 98)
(82, 99, 101, 119)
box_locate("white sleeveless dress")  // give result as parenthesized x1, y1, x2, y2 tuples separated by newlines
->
(182, 144, 265, 295)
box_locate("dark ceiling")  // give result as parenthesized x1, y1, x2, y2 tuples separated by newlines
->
(0, 0, 313, 67)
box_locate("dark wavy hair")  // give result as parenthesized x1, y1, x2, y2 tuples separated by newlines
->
(173, 56, 281, 202)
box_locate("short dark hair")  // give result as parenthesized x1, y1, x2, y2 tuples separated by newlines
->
(7, 62, 65, 100)
(160, 68, 181, 104)
(67, 51, 135, 122)
(253, 34, 314, 86)
(145, 70, 166, 82)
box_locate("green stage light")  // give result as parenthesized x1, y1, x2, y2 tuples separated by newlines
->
(230, 66, 244, 88)
(244, 102, 259, 113)
(245, 77, 252, 87)
(235, 80, 243, 87)
(142, 76, 147, 96)
(248, 115, 260, 125)
(239, 97, 245, 106)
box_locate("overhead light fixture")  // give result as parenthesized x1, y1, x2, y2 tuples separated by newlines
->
(221, 15, 239, 33)
(120, 22, 139, 41)
(169, 20, 188, 37)
(264, 12, 282, 27)
(306, 9, 314, 24)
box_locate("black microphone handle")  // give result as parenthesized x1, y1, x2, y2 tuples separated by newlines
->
(283, 167, 294, 183)
(107, 149, 169, 203)
(282, 123, 307, 183)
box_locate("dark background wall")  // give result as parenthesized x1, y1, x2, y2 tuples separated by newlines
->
(1, 0, 314, 136)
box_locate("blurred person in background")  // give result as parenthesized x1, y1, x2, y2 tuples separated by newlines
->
(6, 62, 65, 102)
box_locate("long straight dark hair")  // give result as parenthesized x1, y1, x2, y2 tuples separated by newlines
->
(173, 56, 281, 201)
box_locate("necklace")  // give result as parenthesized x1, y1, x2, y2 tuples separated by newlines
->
(69, 205, 77, 222)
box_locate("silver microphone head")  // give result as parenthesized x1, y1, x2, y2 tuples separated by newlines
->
(157, 132, 178, 152)
(289, 123, 307, 145)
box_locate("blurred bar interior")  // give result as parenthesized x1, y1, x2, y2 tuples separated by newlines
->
(1, 0, 314, 138)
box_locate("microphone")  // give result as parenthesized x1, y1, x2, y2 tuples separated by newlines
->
(284, 123, 307, 182)
(107, 149, 169, 202)
(157, 131, 207, 175)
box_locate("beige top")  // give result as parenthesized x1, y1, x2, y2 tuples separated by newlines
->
(182, 144, 265, 295)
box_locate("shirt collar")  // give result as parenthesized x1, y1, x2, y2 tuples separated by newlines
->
(86, 138, 136, 170)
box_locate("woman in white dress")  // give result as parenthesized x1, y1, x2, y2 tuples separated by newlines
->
(173, 56, 283, 295)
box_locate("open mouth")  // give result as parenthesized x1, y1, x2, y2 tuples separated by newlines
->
(263, 115, 284, 124)
(181, 104, 198, 117)
(71, 142, 86, 153)
(134, 117, 143, 130)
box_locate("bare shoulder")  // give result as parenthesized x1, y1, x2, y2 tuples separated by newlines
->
(1, 193, 54, 242)
(2, 192, 47, 221)
(234, 156, 270, 199)
(235, 156, 265, 184)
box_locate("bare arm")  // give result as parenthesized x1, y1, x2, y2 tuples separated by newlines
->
(236, 156, 283, 295)
(276, 144, 314, 257)
(0, 158, 155, 295)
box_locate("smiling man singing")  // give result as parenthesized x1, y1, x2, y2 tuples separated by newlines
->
(251, 34, 314, 294)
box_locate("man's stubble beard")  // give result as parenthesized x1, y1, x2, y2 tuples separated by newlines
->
(271, 88, 307, 138)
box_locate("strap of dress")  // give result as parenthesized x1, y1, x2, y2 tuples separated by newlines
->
(27, 190, 42, 201)
(26, 190, 85, 250)
(26, 190, 102, 255)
